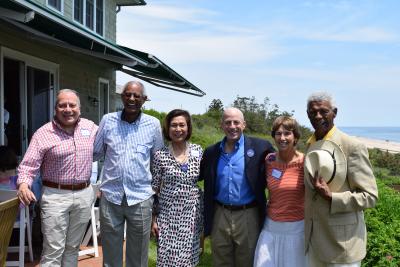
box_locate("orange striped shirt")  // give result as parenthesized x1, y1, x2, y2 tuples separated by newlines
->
(266, 153, 304, 222)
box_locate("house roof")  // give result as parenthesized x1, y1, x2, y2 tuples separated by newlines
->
(1, 0, 205, 97)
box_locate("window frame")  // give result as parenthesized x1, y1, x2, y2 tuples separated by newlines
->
(73, 0, 104, 36)
(46, 0, 64, 14)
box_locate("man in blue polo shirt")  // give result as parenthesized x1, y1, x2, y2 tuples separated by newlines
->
(200, 107, 274, 266)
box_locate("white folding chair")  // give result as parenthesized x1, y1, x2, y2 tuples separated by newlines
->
(0, 189, 33, 267)
(79, 164, 101, 258)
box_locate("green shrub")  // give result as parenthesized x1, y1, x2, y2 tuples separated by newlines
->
(369, 149, 400, 176)
(363, 179, 400, 267)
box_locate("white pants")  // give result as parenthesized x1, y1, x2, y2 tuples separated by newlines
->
(306, 244, 361, 267)
(40, 185, 94, 267)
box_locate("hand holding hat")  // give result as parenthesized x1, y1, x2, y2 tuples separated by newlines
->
(310, 171, 333, 201)
(305, 140, 347, 195)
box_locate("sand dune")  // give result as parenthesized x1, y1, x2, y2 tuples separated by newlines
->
(353, 136, 400, 153)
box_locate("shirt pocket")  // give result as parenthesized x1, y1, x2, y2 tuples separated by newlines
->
(136, 144, 150, 155)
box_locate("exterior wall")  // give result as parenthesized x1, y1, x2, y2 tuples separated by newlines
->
(25, 0, 117, 42)
(105, 0, 117, 42)
(0, 23, 117, 124)
(64, 0, 72, 19)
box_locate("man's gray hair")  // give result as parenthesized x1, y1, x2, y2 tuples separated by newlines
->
(307, 91, 336, 109)
(122, 81, 147, 97)
(55, 89, 80, 108)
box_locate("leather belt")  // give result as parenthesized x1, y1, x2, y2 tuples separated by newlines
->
(42, 180, 90, 191)
(216, 200, 258, 211)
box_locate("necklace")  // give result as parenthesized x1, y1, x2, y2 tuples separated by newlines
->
(169, 143, 190, 172)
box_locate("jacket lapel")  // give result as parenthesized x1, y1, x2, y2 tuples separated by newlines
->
(212, 142, 222, 189)
(244, 135, 251, 178)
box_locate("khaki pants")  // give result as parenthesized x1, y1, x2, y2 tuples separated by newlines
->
(40, 185, 94, 267)
(211, 204, 260, 267)
(306, 244, 361, 267)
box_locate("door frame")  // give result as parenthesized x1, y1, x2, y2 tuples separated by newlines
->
(0, 46, 59, 152)
(98, 77, 109, 122)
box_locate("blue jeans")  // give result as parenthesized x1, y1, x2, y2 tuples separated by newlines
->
(100, 195, 153, 267)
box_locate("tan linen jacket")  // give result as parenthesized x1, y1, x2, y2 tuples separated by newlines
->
(304, 128, 378, 263)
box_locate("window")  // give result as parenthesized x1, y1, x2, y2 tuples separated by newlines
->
(74, 0, 104, 35)
(47, 0, 62, 12)
(74, 0, 84, 23)
(86, 0, 94, 30)
(95, 0, 104, 35)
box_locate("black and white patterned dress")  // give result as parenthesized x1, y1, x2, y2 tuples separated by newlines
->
(151, 143, 204, 267)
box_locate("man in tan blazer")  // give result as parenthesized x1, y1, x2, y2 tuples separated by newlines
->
(304, 92, 378, 267)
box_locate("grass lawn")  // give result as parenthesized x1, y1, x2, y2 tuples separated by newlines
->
(148, 237, 212, 267)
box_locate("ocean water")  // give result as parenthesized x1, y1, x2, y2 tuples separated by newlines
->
(340, 127, 400, 143)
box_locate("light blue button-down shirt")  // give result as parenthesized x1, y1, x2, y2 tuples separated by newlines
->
(215, 134, 255, 205)
(94, 111, 163, 206)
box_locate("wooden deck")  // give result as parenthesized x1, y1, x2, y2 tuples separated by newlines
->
(24, 246, 104, 267)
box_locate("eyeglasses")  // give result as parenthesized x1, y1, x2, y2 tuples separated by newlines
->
(123, 92, 143, 99)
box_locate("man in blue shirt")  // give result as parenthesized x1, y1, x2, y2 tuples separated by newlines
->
(200, 107, 274, 266)
(94, 81, 163, 267)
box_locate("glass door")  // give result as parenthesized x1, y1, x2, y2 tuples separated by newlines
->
(3, 57, 23, 156)
(1, 47, 57, 156)
(26, 66, 54, 142)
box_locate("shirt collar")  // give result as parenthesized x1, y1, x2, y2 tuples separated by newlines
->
(120, 110, 142, 125)
(307, 126, 336, 145)
(52, 117, 80, 134)
(220, 134, 244, 152)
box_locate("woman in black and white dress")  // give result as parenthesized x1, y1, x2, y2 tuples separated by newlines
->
(151, 109, 203, 267)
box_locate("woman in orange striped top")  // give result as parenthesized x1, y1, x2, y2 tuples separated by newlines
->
(254, 116, 306, 267)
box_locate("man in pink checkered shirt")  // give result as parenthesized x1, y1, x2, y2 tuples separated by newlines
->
(17, 89, 98, 267)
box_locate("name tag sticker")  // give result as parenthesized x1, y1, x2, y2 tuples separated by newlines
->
(191, 150, 200, 158)
(137, 144, 148, 154)
(271, 169, 282, 180)
(81, 129, 91, 136)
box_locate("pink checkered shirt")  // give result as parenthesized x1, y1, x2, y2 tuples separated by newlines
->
(17, 118, 98, 187)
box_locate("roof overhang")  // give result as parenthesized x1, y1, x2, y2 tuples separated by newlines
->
(1, 0, 205, 96)
(118, 46, 205, 96)
(116, 0, 146, 6)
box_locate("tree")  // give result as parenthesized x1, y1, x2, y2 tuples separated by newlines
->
(204, 98, 224, 124)
(231, 95, 294, 134)
(207, 99, 224, 112)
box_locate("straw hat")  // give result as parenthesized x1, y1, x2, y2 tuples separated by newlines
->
(305, 140, 347, 192)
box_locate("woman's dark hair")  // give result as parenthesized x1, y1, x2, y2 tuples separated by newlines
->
(163, 109, 192, 141)
(0, 146, 18, 172)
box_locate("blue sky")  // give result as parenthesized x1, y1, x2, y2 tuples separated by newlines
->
(116, 0, 400, 128)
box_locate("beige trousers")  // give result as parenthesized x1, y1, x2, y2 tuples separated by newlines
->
(211, 204, 260, 267)
(40, 185, 94, 267)
(306, 244, 361, 267)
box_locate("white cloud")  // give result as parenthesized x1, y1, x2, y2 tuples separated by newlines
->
(116, 1, 400, 127)
(118, 5, 284, 65)
(304, 27, 398, 43)
(122, 4, 217, 25)
(118, 30, 283, 64)
(255, 65, 400, 90)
